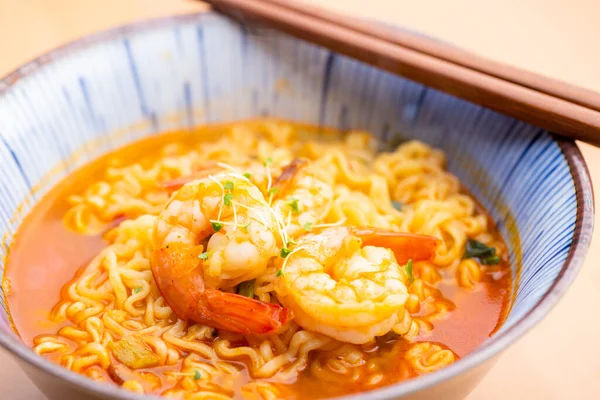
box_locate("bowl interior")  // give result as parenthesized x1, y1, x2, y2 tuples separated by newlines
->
(0, 12, 592, 399)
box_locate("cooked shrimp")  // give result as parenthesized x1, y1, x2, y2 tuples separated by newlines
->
(162, 160, 286, 198)
(271, 159, 334, 237)
(161, 162, 266, 192)
(151, 174, 291, 334)
(274, 227, 439, 344)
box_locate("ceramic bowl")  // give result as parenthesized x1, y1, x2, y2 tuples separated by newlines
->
(0, 12, 593, 400)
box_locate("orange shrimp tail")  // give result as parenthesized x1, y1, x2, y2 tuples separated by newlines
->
(272, 158, 308, 197)
(160, 162, 222, 191)
(352, 227, 440, 264)
(151, 244, 291, 335)
(203, 290, 292, 335)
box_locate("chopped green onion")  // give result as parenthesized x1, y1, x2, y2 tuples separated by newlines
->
(303, 222, 312, 232)
(237, 279, 255, 298)
(406, 259, 414, 285)
(280, 248, 292, 258)
(275, 269, 284, 278)
(212, 222, 222, 232)
(464, 239, 496, 259)
(243, 172, 252, 179)
(193, 369, 201, 381)
(288, 198, 300, 214)
(134, 286, 142, 294)
(223, 181, 234, 191)
(391, 200, 403, 211)
(198, 251, 210, 260)
(481, 255, 500, 265)
(223, 193, 234, 206)
(109, 337, 160, 369)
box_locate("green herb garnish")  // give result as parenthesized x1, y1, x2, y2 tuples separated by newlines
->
(243, 172, 252, 179)
(391, 200, 403, 211)
(264, 157, 273, 167)
(280, 248, 292, 258)
(223, 193, 234, 206)
(275, 269, 284, 278)
(223, 181, 234, 191)
(134, 286, 142, 294)
(480, 255, 500, 265)
(464, 239, 496, 259)
(212, 222, 222, 232)
(193, 369, 201, 381)
(288, 198, 300, 214)
(406, 259, 414, 284)
(268, 187, 279, 203)
(237, 279, 255, 298)
(303, 222, 312, 232)
(198, 251, 210, 260)
(109, 336, 159, 369)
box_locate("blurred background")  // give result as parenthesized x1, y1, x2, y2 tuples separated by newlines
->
(1, 0, 599, 399)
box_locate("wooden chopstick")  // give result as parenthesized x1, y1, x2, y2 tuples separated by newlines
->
(203, 0, 600, 146)
(261, 0, 600, 114)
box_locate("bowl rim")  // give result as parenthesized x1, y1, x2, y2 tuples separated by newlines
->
(0, 11, 594, 400)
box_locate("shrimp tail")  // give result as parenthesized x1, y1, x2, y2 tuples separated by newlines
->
(151, 244, 291, 335)
(204, 290, 292, 335)
(161, 162, 223, 191)
(351, 227, 440, 264)
(272, 158, 308, 196)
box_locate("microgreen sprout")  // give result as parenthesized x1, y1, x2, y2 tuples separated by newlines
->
(223, 180, 234, 191)
(288, 197, 300, 214)
(233, 200, 268, 227)
(208, 175, 225, 222)
(269, 204, 290, 249)
(280, 247, 292, 258)
(277, 245, 308, 278)
(268, 187, 279, 205)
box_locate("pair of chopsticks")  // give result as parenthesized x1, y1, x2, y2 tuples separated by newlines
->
(203, 0, 600, 146)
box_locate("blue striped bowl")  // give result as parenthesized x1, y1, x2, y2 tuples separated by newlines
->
(0, 12, 593, 400)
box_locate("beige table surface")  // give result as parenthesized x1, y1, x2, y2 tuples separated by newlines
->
(1, 0, 599, 399)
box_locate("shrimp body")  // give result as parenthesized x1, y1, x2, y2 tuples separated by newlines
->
(274, 227, 439, 344)
(154, 175, 277, 287)
(272, 159, 334, 237)
(152, 175, 290, 334)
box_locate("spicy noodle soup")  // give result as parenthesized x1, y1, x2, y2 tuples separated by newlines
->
(5, 120, 511, 399)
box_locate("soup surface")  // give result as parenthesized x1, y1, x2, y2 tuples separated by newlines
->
(5, 120, 511, 399)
